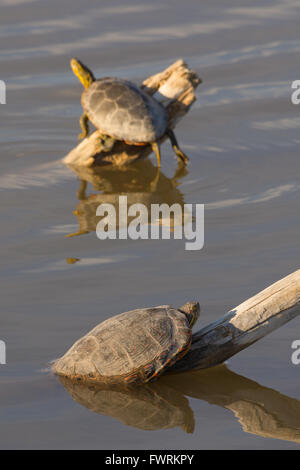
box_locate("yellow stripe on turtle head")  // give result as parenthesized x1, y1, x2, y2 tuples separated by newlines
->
(70, 58, 95, 89)
(179, 301, 200, 327)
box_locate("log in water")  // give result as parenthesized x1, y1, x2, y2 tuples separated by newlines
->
(172, 269, 300, 372)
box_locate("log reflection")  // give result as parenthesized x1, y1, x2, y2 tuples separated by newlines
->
(59, 365, 300, 443)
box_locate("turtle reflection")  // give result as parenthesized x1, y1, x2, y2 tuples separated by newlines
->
(66, 159, 189, 238)
(58, 376, 194, 433)
(58, 365, 300, 443)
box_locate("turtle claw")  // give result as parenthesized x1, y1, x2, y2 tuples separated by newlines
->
(166, 129, 189, 166)
(174, 147, 189, 165)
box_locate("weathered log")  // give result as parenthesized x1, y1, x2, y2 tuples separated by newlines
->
(63, 60, 201, 167)
(171, 269, 300, 372)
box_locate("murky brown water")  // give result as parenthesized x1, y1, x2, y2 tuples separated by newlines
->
(0, 0, 300, 449)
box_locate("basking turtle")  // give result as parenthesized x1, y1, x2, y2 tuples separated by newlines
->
(53, 301, 200, 385)
(70, 58, 189, 167)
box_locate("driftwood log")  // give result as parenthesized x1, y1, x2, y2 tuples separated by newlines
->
(63, 60, 201, 167)
(172, 269, 300, 372)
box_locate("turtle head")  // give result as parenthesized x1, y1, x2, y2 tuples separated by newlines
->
(70, 58, 95, 89)
(179, 301, 200, 327)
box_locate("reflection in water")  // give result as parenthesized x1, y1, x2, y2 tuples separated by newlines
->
(65, 257, 80, 265)
(66, 160, 188, 238)
(59, 376, 195, 434)
(58, 365, 300, 444)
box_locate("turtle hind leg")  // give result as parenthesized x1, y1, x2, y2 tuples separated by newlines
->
(78, 112, 89, 140)
(166, 129, 189, 165)
(151, 141, 161, 168)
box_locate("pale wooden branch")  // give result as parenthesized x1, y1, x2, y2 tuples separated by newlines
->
(171, 269, 300, 372)
(63, 59, 201, 167)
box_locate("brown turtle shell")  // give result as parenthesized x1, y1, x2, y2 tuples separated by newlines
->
(53, 305, 192, 385)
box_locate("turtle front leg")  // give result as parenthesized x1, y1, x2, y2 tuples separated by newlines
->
(78, 113, 89, 140)
(151, 141, 161, 168)
(166, 129, 189, 165)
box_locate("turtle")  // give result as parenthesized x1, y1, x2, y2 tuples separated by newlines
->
(70, 58, 189, 167)
(53, 301, 200, 385)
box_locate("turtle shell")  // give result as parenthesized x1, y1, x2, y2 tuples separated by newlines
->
(53, 306, 192, 385)
(81, 78, 168, 143)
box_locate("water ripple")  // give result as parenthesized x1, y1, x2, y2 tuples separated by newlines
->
(0, 160, 72, 190)
(207, 183, 300, 210)
(195, 81, 290, 108)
